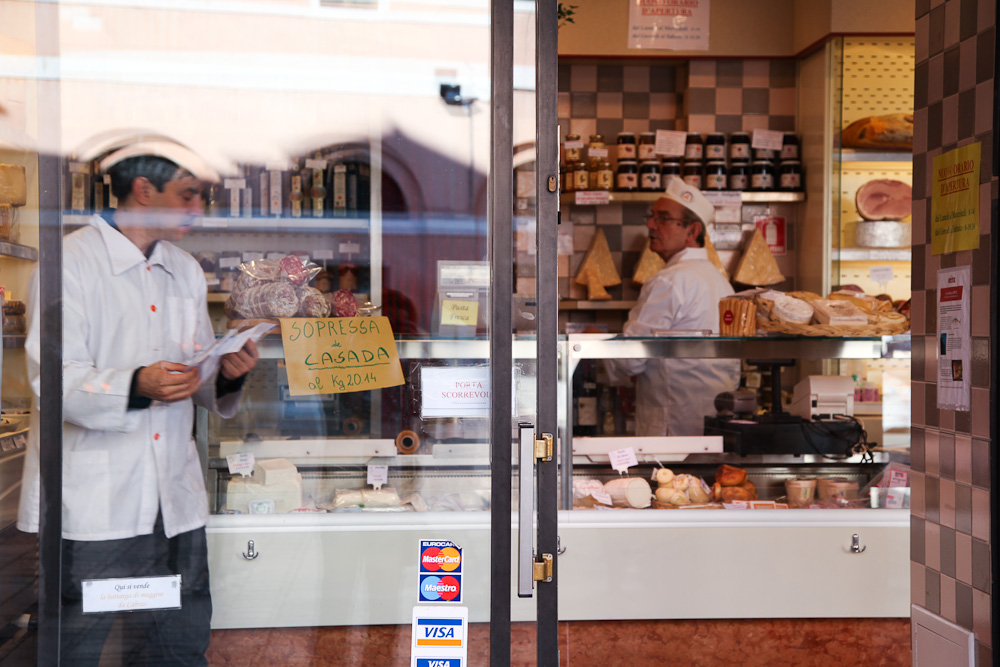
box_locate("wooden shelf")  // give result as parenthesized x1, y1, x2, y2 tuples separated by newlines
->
(833, 249, 911, 262)
(839, 149, 912, 163)
(560, 300, 637, 310)
(560, 191, 804, 205)
(0, 242, 38, 261)
(62, 214, 369, 233)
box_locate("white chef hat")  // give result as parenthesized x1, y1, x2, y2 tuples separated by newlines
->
(99, 140, 220, 183)
(662, 177, 715, 225)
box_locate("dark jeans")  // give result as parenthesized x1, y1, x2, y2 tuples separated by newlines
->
(60, 514, 211, 666)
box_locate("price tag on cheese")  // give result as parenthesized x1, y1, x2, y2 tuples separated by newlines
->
(869, 266, 894, 284)
(885, 487, 907, 509)
(591, 490, 613, 506)
(227, 453, 255, 477)
(655, 130, 686, 157)
(367, 464, 388, 490)
(888, 469, 909, 488)
(608, 447, 638, 473)
(752, 129, 784, 151)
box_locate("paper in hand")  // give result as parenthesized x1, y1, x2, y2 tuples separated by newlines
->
(190, 322, 275, 383)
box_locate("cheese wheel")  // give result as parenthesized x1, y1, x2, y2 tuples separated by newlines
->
(605, 477, 652, 509)
(772, 296, 814, 324)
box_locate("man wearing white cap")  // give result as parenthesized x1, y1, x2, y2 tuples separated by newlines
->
(19, 143, 258, 664)
(607, 178, 740, 436)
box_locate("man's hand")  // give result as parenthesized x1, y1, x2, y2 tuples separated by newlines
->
(220, 339, 259, 381)
(136, 361, 201, 403)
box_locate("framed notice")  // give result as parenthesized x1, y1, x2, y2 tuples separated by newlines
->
(628, 0, 710, 51)
(932, 143, 980, 255)
(936, 266, 971, 411)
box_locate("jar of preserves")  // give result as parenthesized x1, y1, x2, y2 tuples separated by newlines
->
(638, 132, 657, 160)
(594, 161, 613, 191)
(728, 162, 750, 191)
(750, 160, 775, 191)
(564, 134, 584, 163)
(615, 160, 638, 191)
(587, 134, 607, 168)
(778, 160, 803, 191)
(729, 132, 751, 161)
(705, 133, 726, 160)
(616, 132, 637, 161)
(684, 133, 704, 160)
(682, 161, 703, 189)
(704, 161, 727, 191)
(639, 160, 662, 192)
(753, 146, 777, 162)
(661, 160, 682, 183)
(572, 161, 590, 191)
(780, 133, 800, 161)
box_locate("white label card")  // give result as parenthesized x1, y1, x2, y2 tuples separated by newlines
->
(885, 488, 906, 509)
(305, 159, 327, 169)
(574, 191, 610, 205)
(564, 139, 585, 149)
(224, 179, 246, 190)
(869, 266, 894, 283)
(752, 129, 784, 151)
(591, 491, 613, 506)
(339, 242, 361, 255)
(82, 575, 182, 614)
(608, 447, 638, 472)
(367, 465, 389, 490)
(655, 130, 686, 157)
(588, 147, 609, 158)
(702, 191, 742, 207)
(227, 452, 255, 477)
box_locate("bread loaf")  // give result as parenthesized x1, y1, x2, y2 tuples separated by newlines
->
(715, 464, 748, 487)
(841, 113, 913, 149)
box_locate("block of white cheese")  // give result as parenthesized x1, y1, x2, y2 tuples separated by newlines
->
(772, 295, 814, 324)
(252, 458, 298, 486)
(811, 299, 869, 326)
(226, 474, 303, 514)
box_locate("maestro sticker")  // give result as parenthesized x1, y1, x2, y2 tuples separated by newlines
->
(418, 575, 462, 603)
(419, 539, 464, 603)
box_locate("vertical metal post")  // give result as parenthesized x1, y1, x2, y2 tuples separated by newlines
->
(489, 1, 514, 665)
(535, 0, 560, 663)
(35, 2, 63, 663)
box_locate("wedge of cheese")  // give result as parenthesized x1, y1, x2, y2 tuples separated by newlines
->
(705, 235, 730, 281)
(574, 228, 621, 299)
(0, 165, 26, 206)
(811, 299, 869, 325)
(733, 229, 784, 286)
(632, 240, 666, 285)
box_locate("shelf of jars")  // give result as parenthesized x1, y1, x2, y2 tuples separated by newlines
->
(559, 191, 805, 205)
(62, 213, 369, 233)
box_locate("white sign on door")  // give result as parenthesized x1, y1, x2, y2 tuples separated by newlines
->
(628, 0, 711, 51)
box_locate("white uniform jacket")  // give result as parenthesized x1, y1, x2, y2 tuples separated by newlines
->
(18, 215, 243, 540)
(606, 247, 741, 436)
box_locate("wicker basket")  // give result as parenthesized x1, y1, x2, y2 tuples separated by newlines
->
(750, 293, 909, 337)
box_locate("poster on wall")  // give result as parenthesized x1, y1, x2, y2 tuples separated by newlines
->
(931, 142, 980, 255)
(627, 0, 710, 51)
(936, 266, 971, 411)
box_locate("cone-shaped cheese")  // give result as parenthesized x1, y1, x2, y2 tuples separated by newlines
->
(733, 229, 784, 286)
(704, 235, 729, 281)
(632, 240, 666, 285)
(574, 228, 621, 299)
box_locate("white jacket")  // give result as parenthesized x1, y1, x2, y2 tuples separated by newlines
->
(607, 247, 741, 436)
(18, 215, 242, 540)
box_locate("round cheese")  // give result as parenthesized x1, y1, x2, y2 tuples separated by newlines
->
(773, 295, 814, 324)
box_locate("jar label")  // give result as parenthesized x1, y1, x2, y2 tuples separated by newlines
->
(684, 145, 703, 160)
(729, 174, 748, 190)
(574, 172, 590, 190)
(780, 173, 801, 189)
(565, 148, 582, 162)
(780, 145, 798, 160)
(751, 173, 773, 189)
(617, 144, 636, 159)
(617, 173, 638, 189)
(597, 172, 614, 189)
(730, 144, 750, 159)
(706, 145, 726, 159)
(706, 174, 726, 189)
(683, 174, 702, 188)
(641, 173, 661, 190)
(638, 145, 656, 160)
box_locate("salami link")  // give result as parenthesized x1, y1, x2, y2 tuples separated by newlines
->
(297, 286, 332, 317)
(330, 289, 358, 317)
(231, 282, 299, 318)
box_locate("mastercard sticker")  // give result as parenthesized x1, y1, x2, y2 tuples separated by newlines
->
(419, 540, 463, 574)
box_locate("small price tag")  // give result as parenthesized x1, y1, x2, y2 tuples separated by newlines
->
(588, 147, 609, 158)
(869, 266, 894, 283)
(608, 447, 638, 473)
(573, 190, 610, 205)
(591, 490, 613, 506)
(752, 129, 784, 151)
(367, 465, 388, 490)
(655, 130, 686, 157)
(223, 178, 247, 190)
(885, 487, 906, 509)
(313, 249, 335, 260)
(702, 191, 742, 207)
(564, 139, 585, 150)
(305, 159, 328, 169)
(888, 470, 909, 488)
(227, 453, 255, 477)
(339, 242, 361, 255)
(219, 256, 241, 269)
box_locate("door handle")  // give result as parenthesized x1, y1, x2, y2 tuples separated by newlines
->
(850, 533, 867, 554)
(518, 423, 535, 597)
(243, 540, 260, 560)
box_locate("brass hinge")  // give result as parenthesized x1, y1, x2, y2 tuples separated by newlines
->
(532, 552, 553, 583)
(534, 433, 553, 461)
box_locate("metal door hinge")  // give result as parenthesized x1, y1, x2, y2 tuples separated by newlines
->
(534, 433, 553, 461)
(532, 552, 553, 583)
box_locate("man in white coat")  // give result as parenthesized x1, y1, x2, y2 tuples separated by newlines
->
(606, 178, 740, 436)
(18, 142, 258, 665)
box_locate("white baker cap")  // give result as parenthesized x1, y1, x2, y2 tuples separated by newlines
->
(99, 140, 220, 183)
(662, 177, 715, 225)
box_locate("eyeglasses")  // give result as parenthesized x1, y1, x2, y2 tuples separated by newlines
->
(645, 211, 692, 226)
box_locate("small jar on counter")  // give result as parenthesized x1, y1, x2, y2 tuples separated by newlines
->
(572, 161, 590, 191)
(684, 133, 704, 161)
(587, 134, 607, 168)
(705, 133, 727, 160)
(780, 133, 800, 161)
(729, 132, 751, 161)
(638, 132, 657, 161)
(639, 160, 662, 192)
(593, 161, 614, 191)
(615, 160, 638, 192)
(616, 132, 637, 161)
(778, 160, 803, 191)
(753, 146, 777, 162)
(564, 134, 584, 164)
(703, 161, 728, 191)
(750, 160, 775, 191)
(682, 161, 703, 189)
(728, 162, 750, 191)
(661, 160, 682, 183)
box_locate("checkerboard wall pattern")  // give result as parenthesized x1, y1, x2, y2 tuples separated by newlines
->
(910, 0, 997, 662)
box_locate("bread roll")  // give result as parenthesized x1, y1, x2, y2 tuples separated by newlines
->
(715, 464, 748, 487)
(720, 486, 755, 502)
(687, 480, 710, 503)
(672, 475, 690, 491)
(654, 468, 675, 485)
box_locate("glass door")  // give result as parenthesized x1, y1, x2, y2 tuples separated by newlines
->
(3, 0, 559, 664)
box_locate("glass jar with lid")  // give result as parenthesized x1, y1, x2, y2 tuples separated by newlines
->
(564, 134, 584, 164)
(704, 161, 727, 191)
(728, 162, 749, 191)
(616, 132, 637, 161)
(684, 133, 704, 161)
(750, 160, 775, 191)
(587, 134, 607, 168)
(638, 132, 657, 161)
(572, 161, 590, 191)
(705, 133, 726, 160)
(682, 161, 703, 189)
(615, 160, 638, 192)
(639, 161, 662, 192)
(729, 132, 751, 161)
(778, 160, 802, 191)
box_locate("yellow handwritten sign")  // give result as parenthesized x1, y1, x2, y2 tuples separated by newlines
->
(279, 317, 404, 396)
(441, 299, 478, 326)
(932, 142, 981, 255)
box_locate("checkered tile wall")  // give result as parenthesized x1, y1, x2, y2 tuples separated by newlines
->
(910, 0, 996, 662)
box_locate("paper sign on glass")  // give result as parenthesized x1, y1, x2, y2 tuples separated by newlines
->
(655, 130, 687, 157)
(82, 575, 182, 614)
(279, 317, 404, 396)
(869, 266, 894, 283)
(608, 447, 638, 472)
(932, 142, 981, 254)
(440, 300, 478, 327)
(628, 0, 711, 51)
(751, 129, 783, 151)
